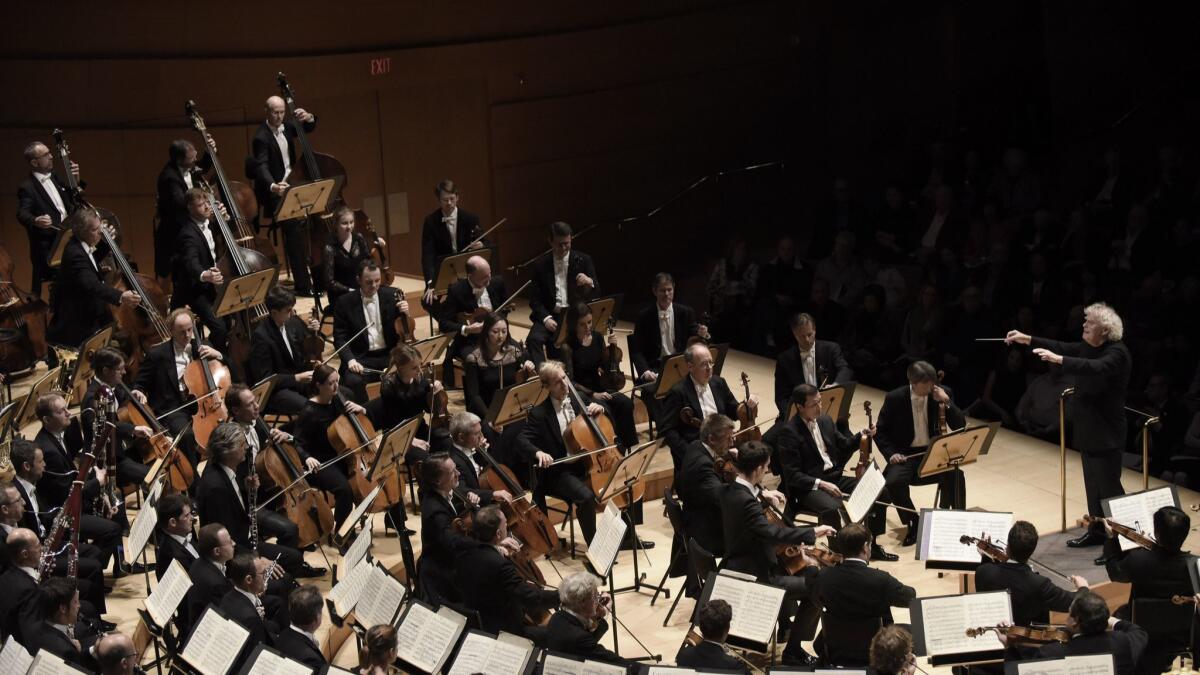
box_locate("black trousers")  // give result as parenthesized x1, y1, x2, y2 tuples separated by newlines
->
(281, 219, 314, 294)
(339, 350, 389, 404)
(265, 388, 309, 416)
(117, 456, 150, 488)
(524, 322, 562, 366)
(597, 392, 638, 449)
(537, 467, 597, 542)
(1082, 447, 1125, 528)
(28, 238, 56, 296)
(309, 464, 355, 527)
(259, 508, 300, 549)
(80, 512, 122, 571)
(180, 294, 229, 354)
(883, 455, 965, 526)
(771, 568, 822, 656)
(154, 221, 180, 279)
(794, 472, 889, 537)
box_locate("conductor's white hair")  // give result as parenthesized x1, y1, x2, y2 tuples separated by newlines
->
(448, 411, 481, 438)
(1085, 302, 1124, 341)
(559, 572, 599, 612)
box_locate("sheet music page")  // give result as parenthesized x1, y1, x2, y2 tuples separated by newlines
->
(845, 463, 886, 523)
(182, 610, 249, 675)
(343, 519, 372, 572)
(27, 650, 77, 675)
(919, 592, 1010, 656)
(396, 603, 464, 673)
(328, 558, 373, 616)
(580, 660, 629, 675)
(244, 647, 313, 675)
(484, 636, 533, 675)
(1106, 487, 1176, 551)
(1062, 654, 1116, 675)
(0, 637, 33, 675)
(354, 565, 406, 629)
(447, 632, 493, 675)
(125, 496, 158, 565)
(337, 484, 382, 540)
(706, 573, 786, 644)
(430, 606, 469, 673)
(323, 667, 355, 675)
(542, 654, 586, 675)
(923, 510, 1013, 563)
(585, 501, 627, 578)
(648, 668, 699, 674)
(145, 558, 192, 628)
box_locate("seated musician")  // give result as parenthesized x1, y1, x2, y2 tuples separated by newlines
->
(219, 552, 288, 668)
(1000, 592, 1148, 675)
(764, 384, 896, 561)
(184, 523, 236, 633)
(773, 312, 853, 420)
(332, 259, 410, 403)
(94, 632, 139, 675)
(0, 528, 48, 646)
(170, 187, 229, 351)
(675, 599, 746, 672)
(516, 360, 603, 545)
(721, 440, 835, 667)
(194, 421, 323, 579)
(437, 254, 506, 381)
(461, 312, 536, 423)
(814, 523, 915, 643)
(677, 414, 734, 559)
(81, 348, 153, 490)
(324, 205, 385, 307)
(154, 493, 198, 581)
(357, 624, 399, 675)
(155, 138, 214, 280)
(869, 625, 917, 675)
(628, 272, 709, 416)
(442, 411, 511, 503)
(365, 343, 443, 469)
(561, 301, 638, 449)
(25, 577, 96, 671)
(293, 365, 395, 531)
(250, 95, 317, 297)
(875, 360, 966, 546)
(453, 505, 559, 638)
(272, 585, 327, 669)
(545, 571, 629, 666)
(421, 179, 483, 308)
(249, 286, 322, 416)
(524, 221, 599, 365)
(975, 521, 1088, 626)
(133, 307, 223, 463)
(225, 384, 334, 552)
(17, 140, 77, 296)
(660, 343, 744, 472)
(46, 207, 141, 349)
(416, 452, 485, 604)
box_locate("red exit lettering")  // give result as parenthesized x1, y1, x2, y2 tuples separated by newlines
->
(370, 57, 391, 76)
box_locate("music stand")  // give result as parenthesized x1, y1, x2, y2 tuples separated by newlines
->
(596, 438, 663, 598)
(0, 400, 19, 441)
(273, 177, 342, 223)
(553, 294, 622, 347)
(369, 416, 421, 484)
(433, 248, 494, 297)
(411, 332, 453, 368)
(48, 227, 73, 268)
(917, 422, 1000, 511)
(13, 366, 62, 432)
(486, 378, 547, 429)
(66, 323, 116, 405)
(214, 268, 275, 319)
(249, 376, 276, 413)
(654, 354, 688, 400)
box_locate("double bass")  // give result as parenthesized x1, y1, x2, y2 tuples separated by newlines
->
(254, 418, 334, 549)
(326, 390, 404, 514)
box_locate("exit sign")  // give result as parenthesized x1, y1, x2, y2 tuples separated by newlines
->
(370, 57, 391, 76)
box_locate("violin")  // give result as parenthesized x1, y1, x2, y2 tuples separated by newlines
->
(474, 442, 560, 557)
(854, 400, 875, 479)
(966, 624, 1070, 644)
(686, 311, 714, 348)
(116, 382, 194, 493)
(426, 364, 450, 431)
(561, 377, 642, 511)
(712, 449, 738, 483)
(733, 372, 761, 443)
(1081, 514, 1156, 550)
(936, 368, 949, 435)
(680, 406, 703, 429)
(182, 333, 230, 453)
(598, 318, 626, 392)
(758, 492, 839, 573)
(254, 418, 334, 549)
(959, 534, 1009, 562)
(326, 390, 404, 514)
(394, 305, 417, 345)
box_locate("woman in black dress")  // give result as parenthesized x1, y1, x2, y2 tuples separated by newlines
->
(323, 205, 385, 306)
(366, 342, 444, 466)
(290, 364, 365, 527)
(560, 301, 638, 448)
(461, 312, 536, 422)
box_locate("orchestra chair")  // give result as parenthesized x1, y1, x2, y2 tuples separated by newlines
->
(685, 537, 719, 624)
(652, 486, 693, 627)
(1132, 597, 1194, 673)
(816, 613, 882, 668)
(535, 495, 577, 559)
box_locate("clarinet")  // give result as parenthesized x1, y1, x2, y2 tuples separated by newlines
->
(246, 440, 259, 552)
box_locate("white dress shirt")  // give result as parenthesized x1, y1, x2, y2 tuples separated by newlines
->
(659, 305, 675, 358)
(220, 464, 245, 510)
(800, 347, 817, 386)
(443, 207, 459, 252)
(279, 323, 294, 359)
(734, 476, 760, 498)
(290, 625, 319, 649)
(34, 171, 67, 220)
(236, 586, 265, 618)
(362, 293, 385, 351)
(692, 377, 718, 417)
(193, 219, 217, 268)
(474, 283, 492, 310)
(553, 396, 577, 435)
(173, 343, 191, 389)
(169, 531, 199, 559)
(17, 476, 39, 515)
(180, 165, 194, 190)
(81, 240, 101, 272)
(910, 387, 930, 447)
(455, 444, 483, 479)
(273, 125, 291, 178)
(241, 422, 260, 462)
(806, 418, 834, 479)
(552, 254, 569, 310)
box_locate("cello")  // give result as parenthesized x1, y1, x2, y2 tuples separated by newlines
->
(732, 371, 761, 443)
(254, 418, 334, 549)
(182, 331, 230, 452)
(326, 390, 404, 514)
(560, 376, 642, 512)
(115, 382, 194, 493)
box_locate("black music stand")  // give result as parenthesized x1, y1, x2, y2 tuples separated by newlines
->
(433, 248, 494, 297)
(595, 438, 663, 599)
(486, 378, 548, 430)
(553, 294, 622, 347)
(65, 323, 115, 406)
(214, 268, 275, 319)
(12, 365, 63, 433)
(274, 177, 341, 224)
(917, 422, 999, 511)
(411, 332, 453, 369)
(369, 417, 421, 484)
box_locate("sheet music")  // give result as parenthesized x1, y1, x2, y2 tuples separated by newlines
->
(1016, 654, 1115, 675)
(919, 592, 1010, 656)
(845, 463, 886, 523)
(125, 495, 158, 565)
(585, 502, 627, 578)
(354, 565, 406, 628)
(145, 558, 192, 628)
(648, 668, 699, 674)
(244, 647, 313, 675)
(343, 520, 372, 572)
(580, 661, 628, 675)
(337, 484, 382, 540)
(0, 637, 32, 675)
(181, 609, 250, 675)
(921, 510, 1013, 563)
(395, 603, 465, 674)
(448, 632, 533, 675)
(706, 573, 786, 645)
(1105, 487, 1176, 551)
(328, 558, 373, 616)
(542, 654, 586, 675)
(27, 649, 79, 675)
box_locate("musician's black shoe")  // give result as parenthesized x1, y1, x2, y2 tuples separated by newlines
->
(871, 544, 900, 562)
(618, 537, 655, 551)
(398, 528, 417, 537)
(297, 562, 327, 578)
(901, 525, 918, 547)
(781, 649, 819, 667)
(1093, 554, 1111, 566)
(1067, 531, 1105, 548)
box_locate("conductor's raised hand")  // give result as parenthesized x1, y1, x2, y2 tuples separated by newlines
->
(1005, 330, 1031, 345)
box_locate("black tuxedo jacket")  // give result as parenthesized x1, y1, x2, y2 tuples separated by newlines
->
(0, 565, 42, 647)
(273, 625, 326, 668)
(33, 427, 83, 507)
(659, 376, 738, 466)
(975, 560, 1080, 626)
(515, 397, 592, 482)
(447, 446, 495, 504)
(675, 640, 745, 672)
(155, 158, 211, 235)
(1031, 337, 1132, 452)
(332, 287, 402, 363)
(1103, 539, 1195, 607)
(248, 316, 309, 394)
(133, 340, 193, 417)
(438, 276, 509, 337)
(250, 118, 318, 214)
(453, 539, 559, 637)
(171, 220, 219, 307)
(195, 462, 251, 548)
(219, 588, 276, 647)
(184, 557, 232, 634)
(47, 237, 121, 347)
(545, 611, 626, 666)
(420, 208, 482, 285)
(675, 440, 726, 556)
(629, 302, 699, 376)
(418, 489, 473, 603)
(773, 340, 853, 413)
(814, 559, 915, 624)
(26, 620, 95, 670)
(874, 384, 965, 457)
(720, 480, 814, 581)
(1035, 621, 1148, 675)
(155, 530, 200, 582)
(13, 479, 52, 539)
(17, 172, 75, 262)
(768, 414, 861, 493)
(527, 250, 599, 324)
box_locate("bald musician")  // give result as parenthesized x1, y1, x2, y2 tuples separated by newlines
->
(250, 95, 318, 296)
(17, 140, 78, 296)
(659, 343, 745, 473)
(438, 254, 508, 378)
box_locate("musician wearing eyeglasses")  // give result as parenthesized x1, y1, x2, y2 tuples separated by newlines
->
(331, 259, 410, 403)
(421, 179, 484, 307)
(95, 631, 140, 675)
(546, 571, 629, 666)
(250, 95, 317, 297)
(17, 141, 78, 296)
(659, 343, 743, 473)
(217, 552, 288, 670)
(524, 221, 599, 365)
(155, 139, 213, 280)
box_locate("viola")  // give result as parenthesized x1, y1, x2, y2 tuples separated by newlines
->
(936, 368, 949, 435)
(599, 318, 626, 392)
(679, 406, 703, 429)
(966, 624, 1070, 644)
(426, 364, 450, 431)
(254, 418, 334, 549)
(182, 333, 231, 452)
(733, 372, 761, 443)
(759, 493, 839, 573)
(561, 378, 641, 512)
(116, 382, 194, 493)
(326, 390, 404, 514)
(854, 400, 875, 479)
(395, 307, 417, 345)
(1081, 514, 1156, 550)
